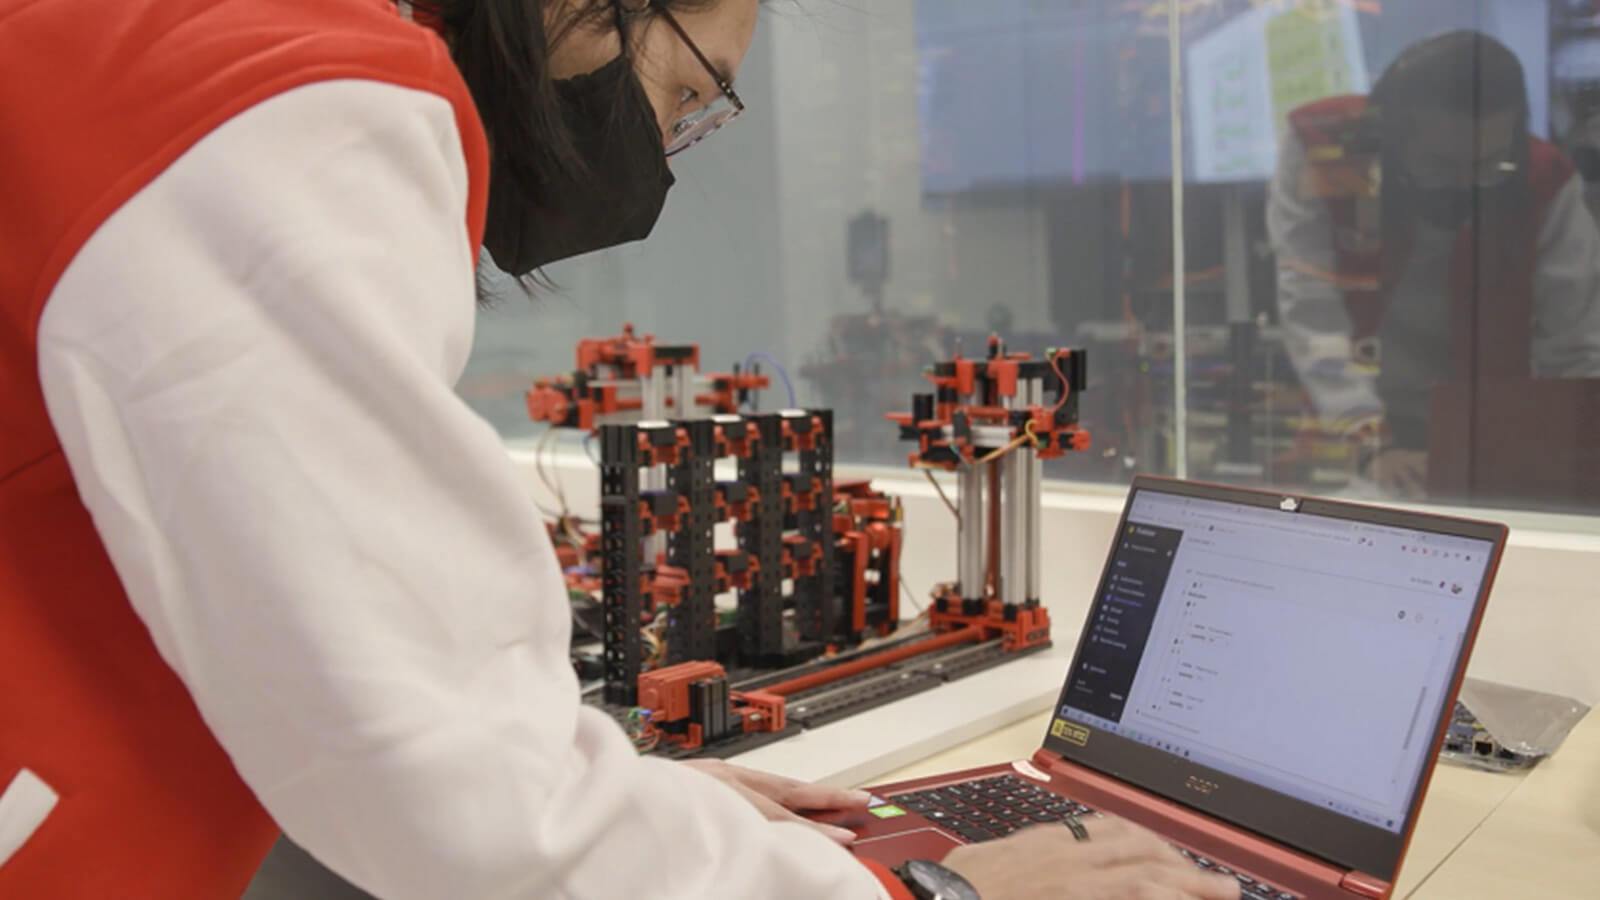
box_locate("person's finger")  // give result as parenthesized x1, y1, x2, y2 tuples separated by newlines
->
(1092, 846, 1249, 900)
(1193, 871, 1245, 900)
(765, 778, 873, 811)
(1132, 864, 1240, 900)
(1047, 816, 1180, 868)
(727, 766, 873, 811)
(810, 821, 859, 845)
(734, 781, 857, 844)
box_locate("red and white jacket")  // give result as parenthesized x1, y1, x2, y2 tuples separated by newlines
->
(0, 0, 904, 897)
(1268, 94, 1600, 432)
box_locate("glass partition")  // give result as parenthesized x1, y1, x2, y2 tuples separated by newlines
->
(462, 0, 1600, 525)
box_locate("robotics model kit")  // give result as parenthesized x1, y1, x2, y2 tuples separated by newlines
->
(527, 327, 1091, 757)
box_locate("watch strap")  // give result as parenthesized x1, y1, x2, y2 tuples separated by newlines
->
(860, 858, 917, 900)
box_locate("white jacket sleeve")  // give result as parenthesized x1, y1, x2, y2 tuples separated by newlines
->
(1531, 174, 1600, 377)
(37, 80, 886, 900)
(1265, 129, 1383, 427)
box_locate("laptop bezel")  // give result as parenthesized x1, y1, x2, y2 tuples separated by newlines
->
(1039, 475, 1505, 879)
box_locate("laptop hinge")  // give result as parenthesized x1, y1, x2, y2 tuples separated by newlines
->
(1338, 871, 1388, 899)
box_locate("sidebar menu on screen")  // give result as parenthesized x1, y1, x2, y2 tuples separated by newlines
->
(1066, 522, 1184, 722)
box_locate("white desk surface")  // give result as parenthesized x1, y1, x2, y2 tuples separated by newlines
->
(1411, 709, 1600, 899)
(858, 709, 1586, 899)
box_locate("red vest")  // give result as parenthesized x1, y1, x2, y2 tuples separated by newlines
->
(1285, 94, 1574, 379)
(0, 1, 487, 895)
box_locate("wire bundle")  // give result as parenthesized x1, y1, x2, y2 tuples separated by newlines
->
(625, 707, 659, 754)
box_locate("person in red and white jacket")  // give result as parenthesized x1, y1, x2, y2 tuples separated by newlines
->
(0, 1, 1235, 898)
(1269, 31, 1600, 497)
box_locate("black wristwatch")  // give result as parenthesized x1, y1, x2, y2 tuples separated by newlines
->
(894, 859, 982, 900)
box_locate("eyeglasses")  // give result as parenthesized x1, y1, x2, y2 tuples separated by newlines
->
(652, 3, 745, 156)
(1401, 152, 1520, 191)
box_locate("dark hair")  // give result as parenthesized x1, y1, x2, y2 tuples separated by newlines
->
(1369, 30, 1530, 133)
(1367, 31, 1534, 269)
(418, 0, 721, 224)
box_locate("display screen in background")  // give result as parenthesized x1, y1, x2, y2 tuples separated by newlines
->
(913, 0, 1549, 192)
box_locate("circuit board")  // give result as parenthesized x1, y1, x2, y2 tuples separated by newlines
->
(1439, 699, 1543, 771)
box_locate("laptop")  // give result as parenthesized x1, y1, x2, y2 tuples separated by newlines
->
(816, 476, 1506, 900)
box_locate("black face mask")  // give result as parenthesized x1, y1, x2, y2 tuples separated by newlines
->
(483, 55, 676, 276)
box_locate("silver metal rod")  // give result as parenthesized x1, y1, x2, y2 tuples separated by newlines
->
(1002, 453, 1026, 607)
(673, 364, 695, 420)
(640, 373, 663, 421)
(557, 377, 718, 405)
(958, 462, 983, 601)
(642, 374, 667, 564)
(997, 378, 1019, 606)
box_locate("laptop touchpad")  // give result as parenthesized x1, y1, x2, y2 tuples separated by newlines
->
(851, 827, 965, 868)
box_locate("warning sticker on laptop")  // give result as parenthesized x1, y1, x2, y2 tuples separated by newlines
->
(1050, 718, 1089, 747)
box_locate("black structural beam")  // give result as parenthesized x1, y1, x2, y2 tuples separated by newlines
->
(600, 424, 643, 706)
(667, 419, 718, 665)
(737, 414, 785, 661)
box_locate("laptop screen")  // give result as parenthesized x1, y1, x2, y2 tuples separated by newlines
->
(1057, 486, 1494, 835)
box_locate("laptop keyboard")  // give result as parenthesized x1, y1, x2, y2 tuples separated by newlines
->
(888, 774, 1092, 841)
(886, 775, 1300, 900)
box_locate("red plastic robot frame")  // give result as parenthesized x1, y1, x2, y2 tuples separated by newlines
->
(888, 336, 1090, 651)
(526, 323, 771, 430)
(631, 338, 1091, 755)
(533, 330, 1085, 755)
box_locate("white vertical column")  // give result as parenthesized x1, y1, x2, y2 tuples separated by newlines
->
(958, 459, 984, 603)
(1025, 378, 1044, 604)
(1002, 449, 1027, 608)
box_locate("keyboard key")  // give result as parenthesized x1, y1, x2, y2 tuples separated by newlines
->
(1030, 813, 1056, 823)
(1195, 858, 1213, 868)
(1214, 866, 1233, 877)
(1236, 873, 1254, 885)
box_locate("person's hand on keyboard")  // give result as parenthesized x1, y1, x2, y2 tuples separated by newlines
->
(941, 815, 1239, 899)
(680, 758, 870, 845)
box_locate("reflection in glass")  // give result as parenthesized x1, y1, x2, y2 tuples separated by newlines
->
(456, 0, 1600, 521)
(1266, 25, 1600, 512)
